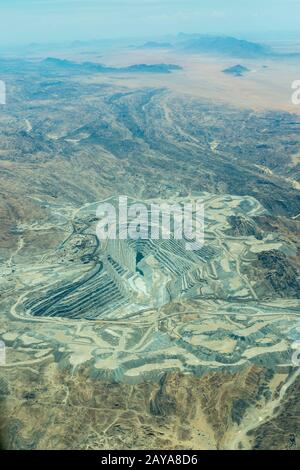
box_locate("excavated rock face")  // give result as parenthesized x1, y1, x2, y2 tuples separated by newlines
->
(3, 193, 299, 386)
(18, 193, 299, 322)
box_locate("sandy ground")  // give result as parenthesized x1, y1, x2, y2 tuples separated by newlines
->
(63, 47, 300, 114)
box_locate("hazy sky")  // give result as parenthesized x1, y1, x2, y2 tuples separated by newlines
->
(0, 0, 299, 45)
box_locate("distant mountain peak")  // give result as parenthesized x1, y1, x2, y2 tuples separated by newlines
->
(179, 35, 271, 58)
(137, 41, 173, 49)
(40, 58, 182, 74)
(223, 64, 251, 77)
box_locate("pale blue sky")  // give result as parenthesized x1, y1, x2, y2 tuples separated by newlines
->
(0, 0, 299, 45)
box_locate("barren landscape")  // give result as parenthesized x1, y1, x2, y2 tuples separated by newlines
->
(1, 35, 300, 450)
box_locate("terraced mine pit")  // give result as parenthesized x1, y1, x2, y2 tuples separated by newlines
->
(2, 193, 298, 386)
(1, 57, 300, 448)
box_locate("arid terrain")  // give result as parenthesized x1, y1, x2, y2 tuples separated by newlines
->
(0, 35, 300, 450)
